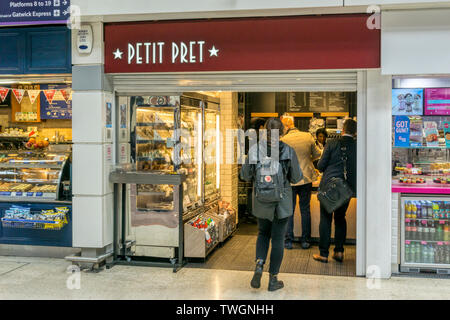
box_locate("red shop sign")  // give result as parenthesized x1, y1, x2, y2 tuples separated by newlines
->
(105, 14, 380, 73)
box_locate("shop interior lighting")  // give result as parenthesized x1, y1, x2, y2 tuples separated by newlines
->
(216, 114, 220, 189)
(197, 113, 203, 197)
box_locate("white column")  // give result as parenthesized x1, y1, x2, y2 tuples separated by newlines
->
(71, 22, 115, 256)
(365, 69, 392, 279)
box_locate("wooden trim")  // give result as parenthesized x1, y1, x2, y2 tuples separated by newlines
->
(320, 112, 349, 117)
(285, 112, 314, 117)
(250, 113, 278, 118)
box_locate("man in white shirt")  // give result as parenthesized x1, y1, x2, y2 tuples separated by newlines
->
(281, 115, 322, 249)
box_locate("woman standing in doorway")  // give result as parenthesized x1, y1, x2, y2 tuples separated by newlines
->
(240, 118, 302, 291)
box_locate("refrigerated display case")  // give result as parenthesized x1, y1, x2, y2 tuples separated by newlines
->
(203, 98, 220, 200)
(127, 94, 220, 259)
(400, 196, 450, 273)
(0, 150, 72, 247)
(0, 150, 70, 201)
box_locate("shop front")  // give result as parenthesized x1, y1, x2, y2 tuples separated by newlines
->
(70, 13, 394, 277)
(0, 22, 74, 256)
(382, 9, 450, 275)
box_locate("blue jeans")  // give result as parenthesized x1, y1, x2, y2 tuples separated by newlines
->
(285, 183, 312, 243)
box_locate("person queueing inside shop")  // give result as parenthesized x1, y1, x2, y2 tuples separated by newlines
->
(280, 114, 322, 250)
(313, 127, 328, 168)
(240, 118, 302, 291)
(313, 119, 357, 263)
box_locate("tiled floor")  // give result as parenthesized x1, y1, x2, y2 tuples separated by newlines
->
(187, 223, 356, 277)
(0, 255, 449, 300)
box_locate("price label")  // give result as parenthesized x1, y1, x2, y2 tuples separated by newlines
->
(27, 192, 34, 197)
(439, 220, 445, 224)
(0, 192, 11, 196)
(405, 240, 411, 245)
(15, 192, 22, 196)
(405, 219, 410, 223)
(421, 241, 427, 245)
(437, 242, 444, 246)
(36, 192, 43, 197)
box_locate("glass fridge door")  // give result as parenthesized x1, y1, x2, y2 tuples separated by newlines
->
(132, 96, 177, 211)
(204, 109, 218, 198)
(179, 105, 202, 208)
(401, 196, 450, 269)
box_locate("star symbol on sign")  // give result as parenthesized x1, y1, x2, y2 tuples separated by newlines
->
(208, 45, 219, 57)
(113, 48, 123, 60)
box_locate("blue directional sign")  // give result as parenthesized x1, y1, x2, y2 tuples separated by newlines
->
(0, 0, 70, 26)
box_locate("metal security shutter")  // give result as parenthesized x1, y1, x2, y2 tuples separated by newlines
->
(110, 70, 357, 94)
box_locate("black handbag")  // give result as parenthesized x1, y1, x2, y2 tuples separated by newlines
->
(317, 140, 354, 214)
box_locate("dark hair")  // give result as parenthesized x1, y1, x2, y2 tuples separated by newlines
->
(250, 117, 266, 131)
(343, 119, 357, 135)
(316, 127, 328, 138)
(263, 118, 284, 155)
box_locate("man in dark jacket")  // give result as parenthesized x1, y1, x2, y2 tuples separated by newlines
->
(313, 119, 357, 263)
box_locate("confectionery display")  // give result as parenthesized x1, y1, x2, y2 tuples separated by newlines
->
(1, 205, 69, 230)
(187, 214, 218, 249)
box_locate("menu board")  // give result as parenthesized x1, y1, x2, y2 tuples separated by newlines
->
(40, 84, 72, 119)
(309, 92, 327, 112)
(290, 92, 349, 112)
(289, 92, 307, 112)
(424, 88, 450, 116)
(327, 92, 347, 112)
(392, 88, 424, 116)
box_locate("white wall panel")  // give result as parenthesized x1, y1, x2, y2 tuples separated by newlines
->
(73, 194, 114, 248)
(72, 91, 114, 144)
(73, 0, 343, 17)
(72, 144, 113, 196)
(365, 69, 392, 279)
(382, 9, 450, 75)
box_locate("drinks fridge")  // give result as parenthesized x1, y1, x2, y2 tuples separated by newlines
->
(401, 196, 450, 273)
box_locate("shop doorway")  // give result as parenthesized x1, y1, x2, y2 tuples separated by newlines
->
(184, 91, 357, 277)
(113, 71, 361, 277)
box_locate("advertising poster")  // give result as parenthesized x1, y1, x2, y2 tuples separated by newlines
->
(409, 117, 423, 147)
(106, 102, 112, 128)
(424, 88, 450, 115)
(120, 104, 127, 128)
(423, 121, 439, 147)
(394, 116, 410, 147)
(40, 84, 72, 119)
(444, 121, 450, 148)
(392, 88, 424, 116)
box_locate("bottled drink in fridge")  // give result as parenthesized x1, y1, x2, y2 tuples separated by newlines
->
(417, 202, 422, 219)
(436, 221, 444, 241)
(412, 243, 418, 262)
(405, 220, 411, 240)
(445, 245, 450, 265)
(405, 201, 411, 218)
(422, 220, 429, 241)
(429, 244, 435, 264)
(428, 201, 434, 219)
(444, 222, 450, 242)
(405, 241, 411, 262)
(440, 202, 446, 220)
(428, 221, 436, 241)
(433, 202, 440, 220)
(420, 242, 426, 263)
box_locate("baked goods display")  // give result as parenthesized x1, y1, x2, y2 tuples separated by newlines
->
(398, 176, 426, 184)
(432, 177, 450, 185)
(29, 185, 58, 193)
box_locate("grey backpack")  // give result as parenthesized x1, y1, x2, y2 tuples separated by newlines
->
(254, 156, 288, 203)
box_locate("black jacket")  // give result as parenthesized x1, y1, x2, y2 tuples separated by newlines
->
(317, 136, 357, 195)
(240, 141, 303, 221)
